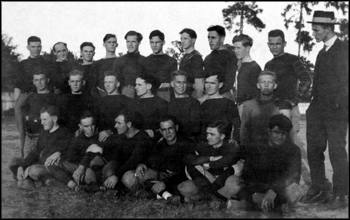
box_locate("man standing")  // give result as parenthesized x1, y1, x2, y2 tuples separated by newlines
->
(51, 42, 79, 94)
(56, 69, 96, 134)
(232, 34, 261, 117)
(14, 36, 55, 158)
(204, 25, 238, 101)
(113, 30, 145, 99)
(22, 68, 58, 157)
(90, 34, 118, 98)
(199, 71, 240, 143)
(129, 73, 168, 139)
(144, 30, 178, 102)
(168, 70, 201, 140)
(78, 42, 96, 95)
(96, 71, 131, 142)
(264, 29, 311, 143)
(179, 28, 205, 99)
(304, 11, 348, 208)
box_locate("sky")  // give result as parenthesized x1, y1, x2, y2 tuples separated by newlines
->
(1, 1, 348, 68)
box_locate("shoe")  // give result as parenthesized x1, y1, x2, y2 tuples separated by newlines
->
(301, 187, 322, 203)
(17, 179, 36, 190)
(167, 195, 183, 206)
(135, 189, 155, 199)
(325, 195, 348, 209)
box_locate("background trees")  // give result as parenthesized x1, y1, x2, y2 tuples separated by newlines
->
(2, 33, 20, 93)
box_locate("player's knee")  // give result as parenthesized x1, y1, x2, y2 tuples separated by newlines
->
(84, 168, 96, 184)
(121, 170, 138, 190)
(224, 175, 243, 194)
(177, 180, 198, 197)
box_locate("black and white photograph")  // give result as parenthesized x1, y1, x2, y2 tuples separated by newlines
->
(2, 1, 348, 218)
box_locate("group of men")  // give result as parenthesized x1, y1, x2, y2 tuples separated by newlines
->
(8, 10, 348, 213)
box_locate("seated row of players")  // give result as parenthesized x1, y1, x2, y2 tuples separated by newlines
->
(9, 64, 303, 212)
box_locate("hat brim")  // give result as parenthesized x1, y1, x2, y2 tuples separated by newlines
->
(307, 21, 340, 24)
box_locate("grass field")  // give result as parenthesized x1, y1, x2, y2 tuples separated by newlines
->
(1, 115, 348, 218)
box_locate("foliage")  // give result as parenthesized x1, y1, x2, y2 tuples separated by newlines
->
(336, 18, 349, 44)
(165, 40, 184, 64)
(1, 33, 21, 92)
(222, 1, 265, 34)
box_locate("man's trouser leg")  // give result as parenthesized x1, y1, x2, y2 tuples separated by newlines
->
(324, 109, 349, 196)
(306, 104, 329, 190)
(14, 93, 29, 158)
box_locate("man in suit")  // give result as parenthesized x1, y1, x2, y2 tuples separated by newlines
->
(304, 10, 348, 209)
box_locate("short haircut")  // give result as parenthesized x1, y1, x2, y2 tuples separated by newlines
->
(27, 36, 41, 45)
(207, 120, 232, 140)
(232, 34, 253, 47)
(179, 28, 197, 39)
(119, 108, 143, 130)
(103, 70, 118, 82)
(40, 105, 59, 117)
(207, 25, 226, 37)
(80, 42, 95, 51)
(268, 29, 285, 42)
(103, 33, 116, 43)
(125, 30, 143, 42)
(269, 114, 293, 133)
(149, 30, 165, 41)
(69, 69, 84, 79)
(137, 72, 160, 94)
(159, 115, 178, 127)
(53, 42, 68, 52)
(171, 70, 188, 81)
(79, 110, 95, 123)
(258, 70, 277, 81)
(32, 66, 50, 78)
(205, 69, 225, 83)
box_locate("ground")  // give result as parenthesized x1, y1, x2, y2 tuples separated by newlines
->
(1, 115, 348, 218)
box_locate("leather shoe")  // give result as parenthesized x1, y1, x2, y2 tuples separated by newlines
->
(325, 195, 348, 209)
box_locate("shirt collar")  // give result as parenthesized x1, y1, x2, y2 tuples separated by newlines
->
(324, 35, 337, 51)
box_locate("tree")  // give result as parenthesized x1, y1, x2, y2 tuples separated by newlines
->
(222, 1, 265, 34)
(2, 33, 20, 92)
(165, 40, 184, 64)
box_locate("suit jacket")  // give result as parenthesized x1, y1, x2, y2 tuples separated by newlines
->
(311, 38, 348, 110)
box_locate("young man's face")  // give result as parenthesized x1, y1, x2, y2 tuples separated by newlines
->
(54, 43, 68, 61)
(312, 24, 330, 43)
(126, 35, 140, 53)
(27, 41, 42, 58)
(33, 74, 49, 91)
(40, 112, 55, 131)
(257, 74, 276, 96)
(208, 31, 223, 51)
(206, 127, 224, 147)
(205, 75, 222, 96)
(103, 37, 118, 52)
(79, 117, 96, 138)
(69, 75, 84, 93)
(104, 75, 119, 95)
(150, 36, 164, 54)
(160, 120, 178, 144)
(233, 41, 249, 60)
(171, 75, 188, 96)
(81, 45, 95, 62)
(114, 115, 128, 134)
(267, 36, 286, 57)
(135, 78, 150, 97)
(180, 32, 195, 50)
(269, 126, 288, 146)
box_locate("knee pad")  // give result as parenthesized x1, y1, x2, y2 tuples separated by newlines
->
(177, 180, 198, 197)
(121, 170, 139, 190)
